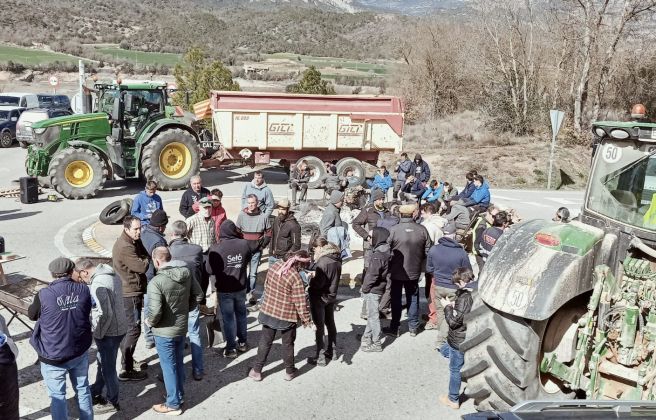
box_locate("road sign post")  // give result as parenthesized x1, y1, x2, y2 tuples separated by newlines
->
(547, 110, 565, 189)
(49, 76, 59, 94)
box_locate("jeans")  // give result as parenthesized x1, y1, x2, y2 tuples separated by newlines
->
(154, 335, 185, 409)
(440, 342, 465, 403)
(309, 295, 337, 357)
(390, 280, 420, 332)
(218, 290, 248, 352)
(187, 306, 203, 375)
(253, 324, 297, 374)
(40, 352, 93, 420)
(121, 295, 143, 372)
(91, 334, 125, 405)
(248, 251, 262, 294)
(0, 361, 19, 419)
(431, 284, 457, 345)
(362, 293, 382, 345)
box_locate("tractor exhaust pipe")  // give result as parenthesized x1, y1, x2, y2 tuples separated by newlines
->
(629, 237, 656, 259)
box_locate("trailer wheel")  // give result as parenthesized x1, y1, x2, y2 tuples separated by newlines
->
(336, 157, 366, 186)
(296, 156, 326, 189)
(49, 148, 108, 199)
(461, 297, 581, 411)
(142, 128, 201, 190)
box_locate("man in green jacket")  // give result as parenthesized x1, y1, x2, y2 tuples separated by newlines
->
(146, 246, 202, 416)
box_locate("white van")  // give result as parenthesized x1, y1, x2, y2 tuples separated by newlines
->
(0, 92, 39, 109)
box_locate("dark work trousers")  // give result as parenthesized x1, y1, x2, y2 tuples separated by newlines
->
(379, 278, 392, 314)
(253, 325, 297, 374)
(360, 247, 373, 318)
(120, 295, 143, 372)
(0, 361, 19, 420)
(393, 180, 404, 202)
(290, 181, 308, 204)
(390, 280, 420, 332)
(200, 253, 210, 304)
(309, 295, 337, 357)
(476, 255, 485, 276)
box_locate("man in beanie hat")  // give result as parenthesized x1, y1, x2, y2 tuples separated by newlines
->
(383, 203, 432, 337)
(140, 208, 169, 349)
(353, 189, 389, 318)
(29, 257, 94, 420)
(319, 190, 346, 236)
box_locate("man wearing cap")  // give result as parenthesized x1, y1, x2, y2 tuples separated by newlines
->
(270, 198, 301, 263)
(28, 257, 94, 420)
(237, 194, 272, 305)
(186, 197, 217, 313)
(112, 216, 149, 381)
(319, 190, 346, 237)
(140, 209, 169, 349)
(426, 222, 472, 346)
(383, 203, 432, 337)
(191, 188, 227, 239)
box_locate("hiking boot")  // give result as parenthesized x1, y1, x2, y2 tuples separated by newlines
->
(145, 341, 156, 350)
(193, 371, 204, 381)
(247, 303, 260, 313)
(382, 327, 400, 338)
(224, 349, 238, 359)
(362, 343, 383, 352)
(438, 394, 460, 409)
(247, 292, 258, 305)
(119, 370, 148, 382)
(92, 395, 108, 406)
(93, 401, 118, 414)
(409, 329, 419, 337)
(237, 342, 249, 353)
(249, 368, 263, 382)
(424, 323, 438, 330)
(316, 354, 327, 366)
(284, 368, 299, 381)
(152, 403, 182, 416)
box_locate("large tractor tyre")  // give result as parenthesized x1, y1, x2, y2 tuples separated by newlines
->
(336, 157, 366, 186)
(0, 131, 13, 148)
(49, 148, 108, 200)
(141, 128, 200, 191)
(99, 200, 129, 225)
(296, 156, 326, 189)
(460, 298, 576, 411)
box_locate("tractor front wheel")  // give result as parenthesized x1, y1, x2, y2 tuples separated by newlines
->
(49, 148, 108, 199)
(141, 128, 200, 190)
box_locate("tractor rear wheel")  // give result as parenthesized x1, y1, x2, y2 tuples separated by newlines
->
(460, 298, 579, 411)
(49, 148, 108, 199)
(141, 128, 200, 190)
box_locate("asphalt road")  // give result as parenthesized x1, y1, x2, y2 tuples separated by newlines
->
(0, 145, 585, 419)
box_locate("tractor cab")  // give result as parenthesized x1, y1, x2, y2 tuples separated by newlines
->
(584, 116, 656, 242)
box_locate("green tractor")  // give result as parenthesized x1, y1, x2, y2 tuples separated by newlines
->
(25, 80, 200, 199)
(463, 112, 656, 409)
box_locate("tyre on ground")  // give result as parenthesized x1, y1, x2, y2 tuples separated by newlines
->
(336, 157, 366, 186)
(460, 297, 579, 411)
(99, 200, 130, 225)
(48, 148, 108, 199)
(296, 156, 326, 189)
(141, 128, 200, 191)
(0, 130, 13, 148)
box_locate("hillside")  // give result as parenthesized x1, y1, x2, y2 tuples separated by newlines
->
(0, 0, 410, 61)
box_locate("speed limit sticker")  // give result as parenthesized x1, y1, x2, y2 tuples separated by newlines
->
(602, 144, 622, 164)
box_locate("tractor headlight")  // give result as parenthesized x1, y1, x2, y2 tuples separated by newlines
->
(594, 127, 606, 137)
(610, 129, 630, 139)
(34, 126, 61, 146)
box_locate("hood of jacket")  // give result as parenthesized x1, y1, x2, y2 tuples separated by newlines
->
(414, 153, 422, 162)
(424, 214, 447, 229)
(157, 260, 190, 284)
(371, 226, 390, 248)
(92, 263, 115, 278)
(250, 179, 268, 190)
(373, 242, 391, 254)
(220, 219, 241, 240)
(475, 181, 490, 193)
(437, 236, 463, 248)
(314, 242, 341, 261)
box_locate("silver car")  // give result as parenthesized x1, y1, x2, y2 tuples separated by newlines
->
(16, 108, 71, 148)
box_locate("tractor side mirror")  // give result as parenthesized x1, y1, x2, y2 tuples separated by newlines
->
(111, 96, 121, 122)
(124, 94, 133, 114)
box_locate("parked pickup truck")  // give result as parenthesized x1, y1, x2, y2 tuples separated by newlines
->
(196, 91, 404, 187)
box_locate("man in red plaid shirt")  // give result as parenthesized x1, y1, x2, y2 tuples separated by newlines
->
(248, 250, 313, 382)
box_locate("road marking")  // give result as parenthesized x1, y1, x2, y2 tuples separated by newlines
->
(492, 195, 520, 201)
(523, 202, 552, 208)
(545, 197, 582, 205)
(82, 222, 112, 258)
(54, 213, 98, 258)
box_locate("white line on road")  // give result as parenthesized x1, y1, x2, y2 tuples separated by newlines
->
(54, 213, 98, 258)
(545, 197, 582, 205)
(491, 195, 520, 201)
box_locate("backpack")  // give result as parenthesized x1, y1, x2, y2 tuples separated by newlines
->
(376, 215, 400, 230)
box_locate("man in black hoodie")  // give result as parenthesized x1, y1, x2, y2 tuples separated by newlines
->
(384, 204, 432, 337)
(206, 220, 253, 359)
(360, 227, 391, 352)
(308, 237, 342, 366)
(407, 154, 431, 199)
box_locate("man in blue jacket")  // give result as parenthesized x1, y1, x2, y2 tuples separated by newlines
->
(426, 224, 472, 347)
(29, 257, 93, 420)
(131, 180, 163, 225)
(461, 175, 490, 210)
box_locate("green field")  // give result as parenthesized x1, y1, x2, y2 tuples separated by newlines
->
(263, 52, 393, 76)
(94, 47, 181, 67)
(0, 44, 82, 65)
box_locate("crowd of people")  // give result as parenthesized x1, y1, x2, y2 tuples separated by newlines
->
(0, 158, 552, 419)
